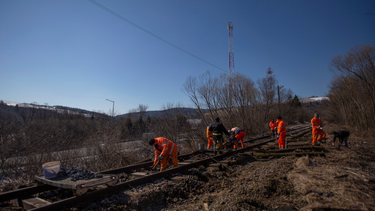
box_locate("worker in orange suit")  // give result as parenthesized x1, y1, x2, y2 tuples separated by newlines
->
(276, 116, 286, 149)
(311, 113, 326, 146)
(149, 137, 178, 171)
(206, 124, 214, 150)
(269, 119, 278, 137)
(228, 127, 246, 149)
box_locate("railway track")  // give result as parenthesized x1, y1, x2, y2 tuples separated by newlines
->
(0, 124, 312, 210)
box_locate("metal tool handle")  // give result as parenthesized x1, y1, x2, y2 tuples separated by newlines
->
(80, 176, 116, 188)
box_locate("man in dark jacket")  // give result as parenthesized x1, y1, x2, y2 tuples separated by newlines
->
(332, 130, 350, 147)
(208, 117, 229, 151)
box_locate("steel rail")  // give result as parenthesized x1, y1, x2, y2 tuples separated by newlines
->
(0, 125, 310, 206)
(0, 151, 203, 203)
(29, 126, 311, 211)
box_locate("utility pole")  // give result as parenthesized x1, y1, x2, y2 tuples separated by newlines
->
(106, 99, 115, 117)
(277, 85, 284, 116)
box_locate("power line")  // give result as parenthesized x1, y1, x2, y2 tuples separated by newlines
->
(89, 0, 227, 73)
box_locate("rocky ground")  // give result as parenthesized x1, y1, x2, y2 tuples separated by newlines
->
(1, 123, 375, 211)
(69, 124, 375, 211)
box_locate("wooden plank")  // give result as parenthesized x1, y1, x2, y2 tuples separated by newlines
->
(252, 152, 325, 158)
(260, 146, 324, 153)
(131, 172, 151, 177)
(23, 197, 51, 209)
(34, 174, 115, 190)
(209, 163, 221, 167)
(178, 162, 193, 165)
(288, 142, 311, 146)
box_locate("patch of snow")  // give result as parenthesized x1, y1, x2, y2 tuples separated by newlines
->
(1, 100, 19, 106)
(310, 97, 329, 101)
(299, 97, 329, 103)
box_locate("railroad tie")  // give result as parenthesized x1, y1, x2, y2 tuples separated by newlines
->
(22, 197, 51, 209)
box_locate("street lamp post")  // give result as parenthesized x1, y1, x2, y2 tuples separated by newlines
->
(106, 99, 115, 117)
(277, 85, 284, 116)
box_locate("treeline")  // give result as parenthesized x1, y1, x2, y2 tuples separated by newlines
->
(326, 44, 375, 134)
(0, 102, 200, 181)
(183, 71, 314, 135)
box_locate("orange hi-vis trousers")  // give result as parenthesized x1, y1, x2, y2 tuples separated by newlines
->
(207, 137, 214, 149)
(312, 129, 326, 145)
(160, 154, 178, 171)
(233, 131, 246, 149)
(278, 132, 286, 149)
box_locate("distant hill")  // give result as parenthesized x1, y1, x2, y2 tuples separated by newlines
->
(0, 99, 101, 117)
(117, 107, 203, 119)
(0, 99, 203, 119)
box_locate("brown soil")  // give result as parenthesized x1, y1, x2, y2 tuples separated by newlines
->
(2, 124, 375, 211)
(68, 124, 375, 211)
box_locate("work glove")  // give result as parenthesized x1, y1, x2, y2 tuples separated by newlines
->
(319, 126, 323, 130)
(157, 155, 164, 160)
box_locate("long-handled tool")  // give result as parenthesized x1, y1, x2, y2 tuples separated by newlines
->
(150, 159, 160, 171)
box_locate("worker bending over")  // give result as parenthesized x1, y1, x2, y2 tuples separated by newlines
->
(269, 119, 278, 137)
(206, 124, 214, 150)
(332, 130, 350, 148)
(208, 117, 229, 153)
(228, 127, 246, 149)
(276, 116, 286, 149)
(311, 113, 326, 146)
(149, 137, 178, 171)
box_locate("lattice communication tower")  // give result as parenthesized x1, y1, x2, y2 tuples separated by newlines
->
(228, 22, 234, 126)
(228, 22, 234, 77)
(266, 66, 273, 79)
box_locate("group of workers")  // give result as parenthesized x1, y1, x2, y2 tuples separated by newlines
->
(309, 112, 350, 147)
(149, 113, 350, 171)
(268, 116, 287, 149)
(206, 117, 246, 151)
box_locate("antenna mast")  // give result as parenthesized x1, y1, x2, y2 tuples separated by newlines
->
(266, 66, 273, 86)
(228, 22, 234, 126)
(228, 22, 234, 79)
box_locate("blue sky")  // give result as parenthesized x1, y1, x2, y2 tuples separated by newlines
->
(1, 0, 374, 115)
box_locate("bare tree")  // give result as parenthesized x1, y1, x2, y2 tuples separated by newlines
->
(137, 104, 148, 119)
(257, 75, 277, 121)
(329, 44, 375, 130)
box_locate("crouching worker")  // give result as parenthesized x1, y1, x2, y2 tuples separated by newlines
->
(229, 127, 246, 149)
(149, 137, 178, 171)
(209, 117, 229, 153)
(269, 119, 277, 137)
(332, 130, 350, 148)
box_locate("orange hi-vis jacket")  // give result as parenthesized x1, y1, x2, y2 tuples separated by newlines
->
(311, 117, 323, 133)
(269, 121, 277, 130)
(277, 120, 286, 134)
(207, 126, 213, 139)
(153, 137, 178, 164)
